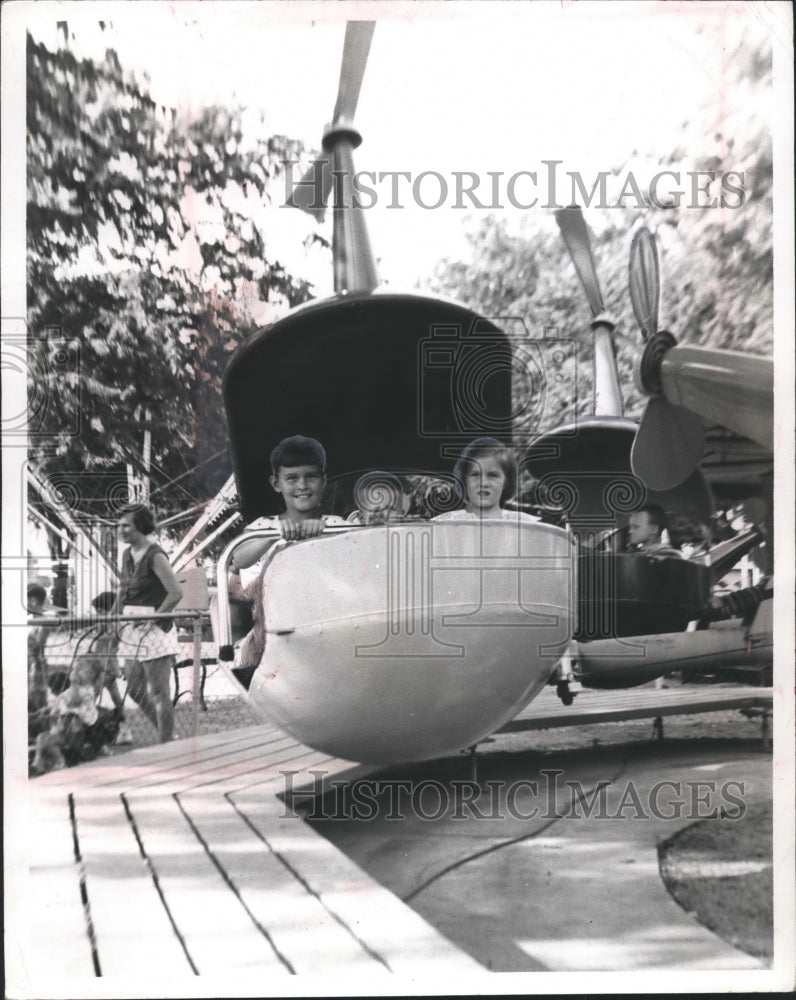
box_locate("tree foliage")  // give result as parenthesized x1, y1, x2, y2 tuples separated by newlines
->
(27, 30, 317, 527)
(430, 32, 773, 445)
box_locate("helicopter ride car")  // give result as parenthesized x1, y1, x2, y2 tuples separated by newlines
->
(515, 208, 774, 695)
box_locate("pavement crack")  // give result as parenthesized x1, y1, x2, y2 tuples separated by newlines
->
(402, 761, 630, 904)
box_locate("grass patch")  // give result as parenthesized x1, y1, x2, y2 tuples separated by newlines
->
(659, 800, 773, 961)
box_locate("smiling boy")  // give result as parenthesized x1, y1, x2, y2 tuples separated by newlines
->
(229, 436, 345, 684)
(232, 436, 344, 568)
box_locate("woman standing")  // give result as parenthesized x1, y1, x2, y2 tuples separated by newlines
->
(115, 505, 182, 742)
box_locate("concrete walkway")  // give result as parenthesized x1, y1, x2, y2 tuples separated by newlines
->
(312, 739, 771, 972)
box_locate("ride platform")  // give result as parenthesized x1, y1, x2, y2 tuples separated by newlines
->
(19, 684, 773, 991)
(25, 721, 477, 986)
(498, 683, 774, 744)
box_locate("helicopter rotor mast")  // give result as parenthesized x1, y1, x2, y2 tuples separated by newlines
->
(287, 21, 378, 294)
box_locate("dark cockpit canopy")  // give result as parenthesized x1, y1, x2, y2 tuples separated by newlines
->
(223, 293, 517, 521)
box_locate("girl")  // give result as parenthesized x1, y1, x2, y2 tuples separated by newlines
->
(433, 437, 540, 522)
(32, 658, 104, 774)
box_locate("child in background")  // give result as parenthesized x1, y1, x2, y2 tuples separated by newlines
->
(32, 657, 104, 774)
(433, 437, 541, 522)
(229, 436, 346, 687)
(626, 504, 683, 558)
(91, 591, 133, 744)
(27, 584, 51, 739)
(347, 471, 408, 526)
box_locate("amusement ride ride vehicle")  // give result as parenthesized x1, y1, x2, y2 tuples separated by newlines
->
(200, 22, 774, 765)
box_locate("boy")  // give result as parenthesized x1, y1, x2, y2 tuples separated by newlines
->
(626, 504, 682, 558)
(27, 585, 50, 733)
(229, 436, 345, 686)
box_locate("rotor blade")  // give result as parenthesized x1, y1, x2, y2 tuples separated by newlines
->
(631, 396, 706, 492)
(284, 157, 333, 221)
(629, 227, 660, 342)
(333, 21, 375, 126)
(286, 22, 374, 220)
(659, 343, 773, 451)
(554, 206, 604, 316)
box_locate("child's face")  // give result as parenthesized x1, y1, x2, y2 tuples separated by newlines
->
(627, 511, 658, 548)
(361, 488, 403, 526)
(271, 464, 325, 519)
(464, 454, 506, 512)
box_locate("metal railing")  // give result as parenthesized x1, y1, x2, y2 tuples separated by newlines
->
(215, 525, 356, 659)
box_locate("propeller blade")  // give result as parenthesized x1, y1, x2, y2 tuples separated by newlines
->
(284, 158, 333, 221)
(554, 206, 604, 316)
(285, 22, 375, 221)
(631, 396, 706, 492)
(333, 21, 376, 126)
(629, 227, 660, 342)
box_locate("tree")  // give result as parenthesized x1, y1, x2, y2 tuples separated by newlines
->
(430, 31, 773, 444)
(428, 212, 648, 440)
(647, 32, 774, 356)
(27, 29, 317, 528)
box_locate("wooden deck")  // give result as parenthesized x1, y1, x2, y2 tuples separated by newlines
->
(24, 722, 482, 989)
(18, 684, 773, 990)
